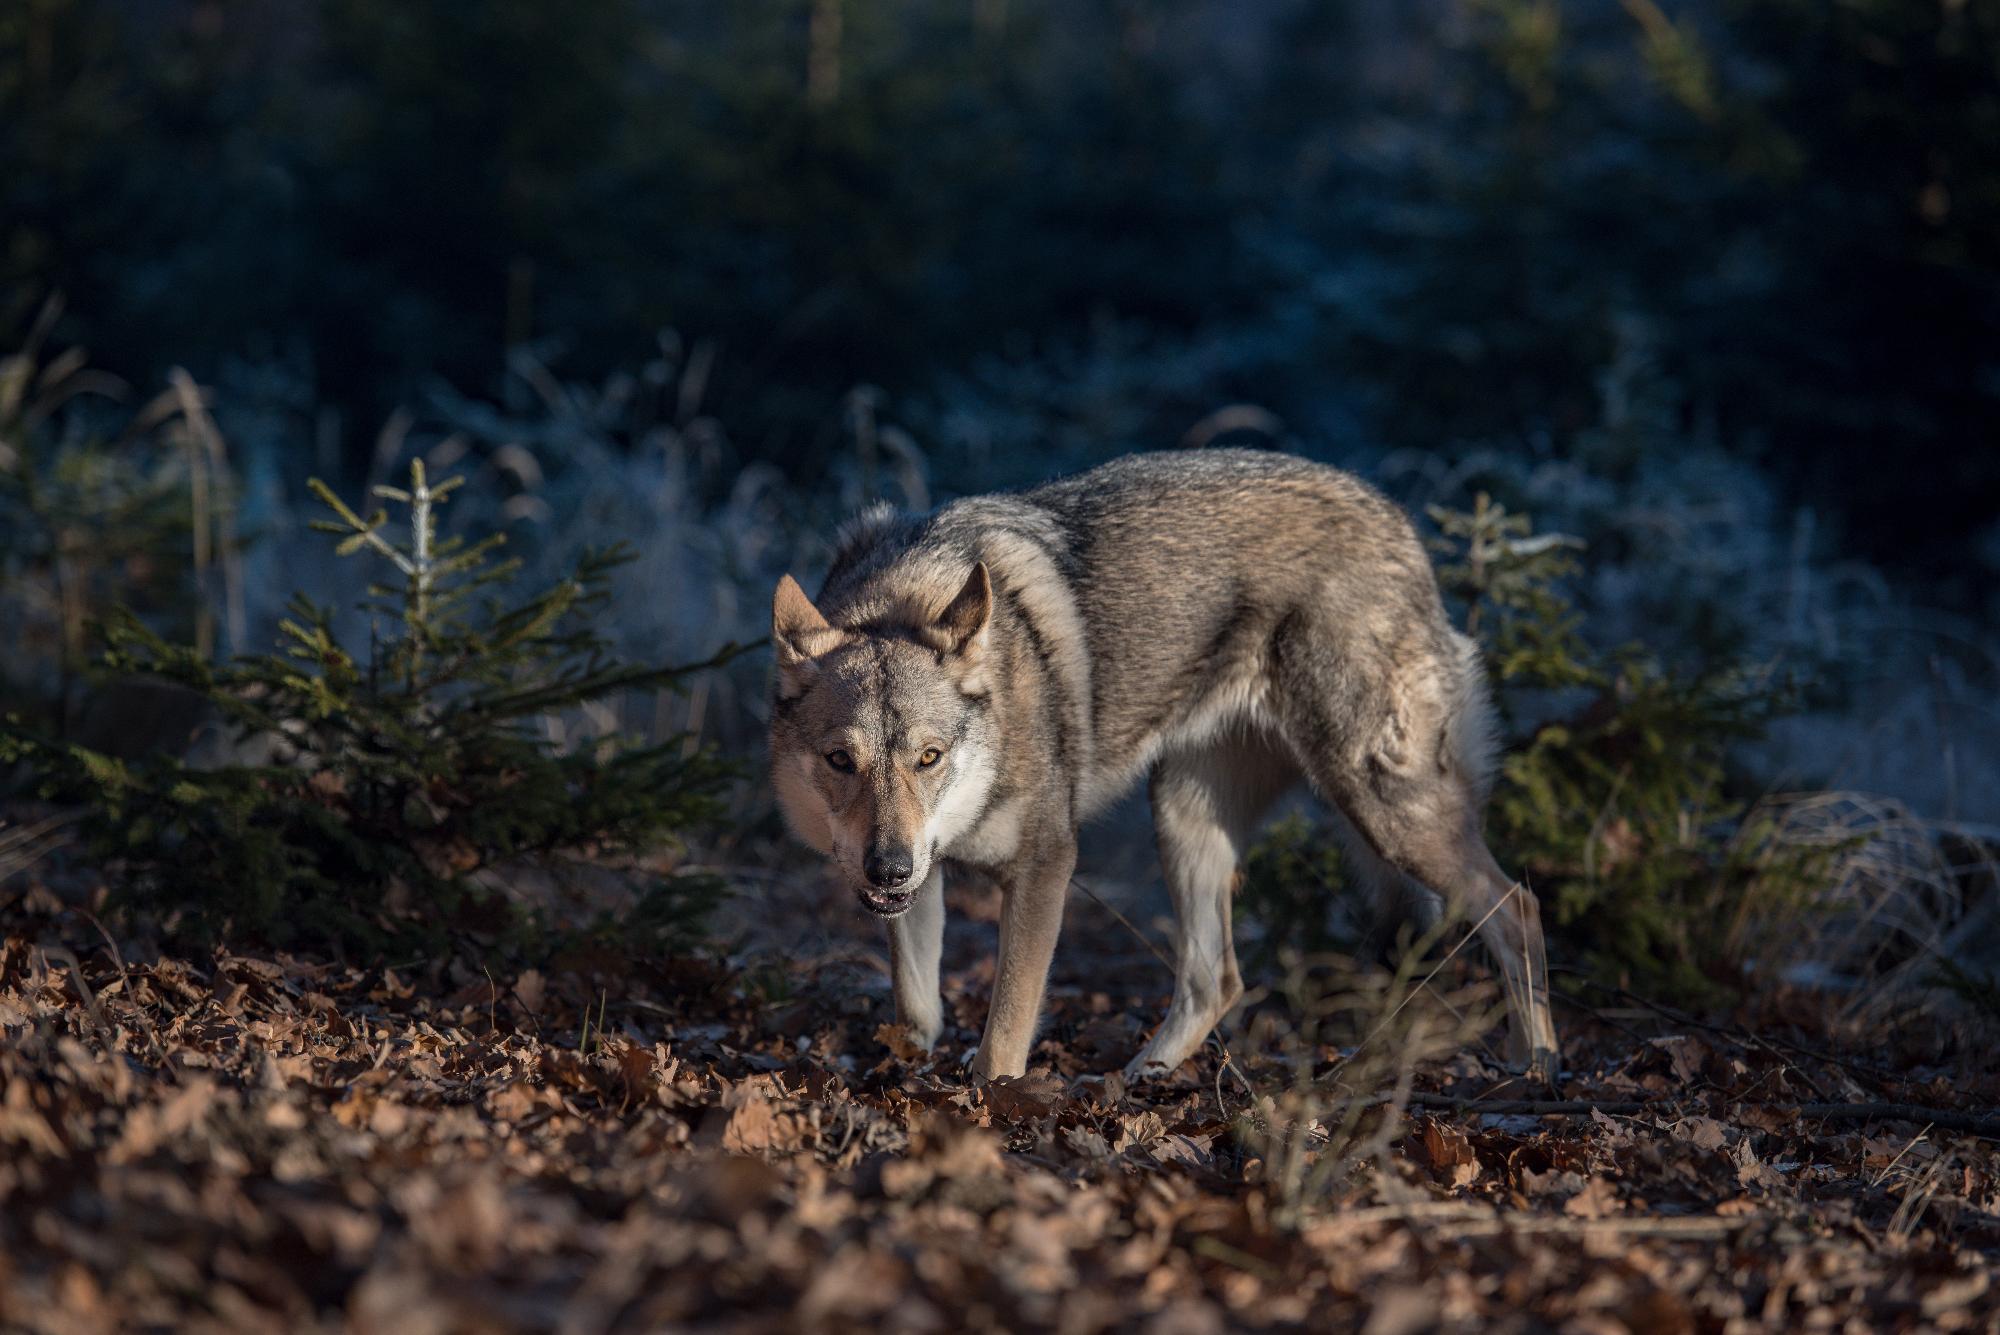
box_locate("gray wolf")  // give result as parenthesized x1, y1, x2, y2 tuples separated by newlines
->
(768, 449, 1559, 1081)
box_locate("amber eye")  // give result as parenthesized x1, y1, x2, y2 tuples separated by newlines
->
(917, 747, 944, 769)
(825, 749, 855, 773)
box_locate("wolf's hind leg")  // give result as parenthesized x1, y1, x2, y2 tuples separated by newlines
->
(1277, 631, 1559, 1080)
(1127, 736, 1297, 1080)
(1415, 830, 1558, 1080)
(1325, 808, 1444, 960)
(888, 866, 946, 1050)
(1329, 794, 1559, 1080)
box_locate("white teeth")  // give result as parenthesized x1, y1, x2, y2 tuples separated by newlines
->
(859, 890, 913, 919)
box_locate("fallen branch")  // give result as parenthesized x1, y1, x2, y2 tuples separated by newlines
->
(1565, 974, 1901, 1093)
(1308, 1201, 1756, 1241)
(1410, 1094, 1645, 1117)
(1796, 1103, 2000, 1139)
(1408, 1093, 2000, 1138)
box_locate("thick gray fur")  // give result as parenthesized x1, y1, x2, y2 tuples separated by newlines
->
(769, 449, 1559, 1081)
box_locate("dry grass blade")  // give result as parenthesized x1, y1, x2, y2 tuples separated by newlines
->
(167, 367, 245, 658)
(1870, 1124, 1934, 1188)
(1888, 1149, 1952, 1244)
(1069, 875, 1173, 972)
(1237, 924, 1503, 1227)
(1749, 792, 1975, 1025)
(1347, 890, 1510, 1067)
(0, 813, 78, 885)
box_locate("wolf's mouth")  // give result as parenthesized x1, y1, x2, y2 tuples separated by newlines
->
(857, 885, 915, 917)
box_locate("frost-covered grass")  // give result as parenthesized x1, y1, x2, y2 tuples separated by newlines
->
(4, 322, 1995, 1003)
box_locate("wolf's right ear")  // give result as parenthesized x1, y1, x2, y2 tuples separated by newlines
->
(934, 562, 992, 658)
(773, 575, 844, 699)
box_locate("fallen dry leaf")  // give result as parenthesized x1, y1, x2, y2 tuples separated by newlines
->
(1563, 1175, 1624, 1220)
(1412, 1117, 1482, 1189)
(0, 875, 1992, 1333)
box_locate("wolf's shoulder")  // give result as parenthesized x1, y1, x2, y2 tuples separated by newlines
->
(1025, 448, 1365, 504)
(827, 494, 1041, 566)
(823, 449, 1378, 593)
(816, 492, 1036, 610)
(1056, 447, 1333, 484)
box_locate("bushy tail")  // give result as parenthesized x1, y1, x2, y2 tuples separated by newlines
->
(1441, 629, 1501, 804)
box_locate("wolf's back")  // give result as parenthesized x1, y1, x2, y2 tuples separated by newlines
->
(817, 449, 1481, 816)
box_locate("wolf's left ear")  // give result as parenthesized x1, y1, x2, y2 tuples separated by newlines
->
(935, 562, 992, 659)
(773, 574, 844, 699)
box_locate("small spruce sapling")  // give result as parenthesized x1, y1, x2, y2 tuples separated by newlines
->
(3, 461, 743, 954)
(1430, 495, 1812, 998)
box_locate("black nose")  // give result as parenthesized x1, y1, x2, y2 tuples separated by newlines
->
(863, 846, 914, 888)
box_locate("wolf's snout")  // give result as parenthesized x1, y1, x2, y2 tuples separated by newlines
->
(863, 845, 915, 889)
(857, 844, 919, 918)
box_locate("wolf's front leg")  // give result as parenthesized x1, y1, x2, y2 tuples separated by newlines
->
(970, 837, 1077, 1080)
(886, 865, 946, 1050)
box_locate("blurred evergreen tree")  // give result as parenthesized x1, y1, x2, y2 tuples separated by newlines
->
(2, 460, 741, 953)
(1719, 0, 2000, 592)
(2, 0, 1995, 586)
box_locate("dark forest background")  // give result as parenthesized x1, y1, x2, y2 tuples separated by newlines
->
(11, 0, 1999, 575)
(4, 0, 1998, 817)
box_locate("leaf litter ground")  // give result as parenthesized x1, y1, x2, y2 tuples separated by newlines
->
(2, 866, 1996, 1333)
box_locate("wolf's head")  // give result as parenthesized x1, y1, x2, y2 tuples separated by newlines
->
(767, 563, 999, 917)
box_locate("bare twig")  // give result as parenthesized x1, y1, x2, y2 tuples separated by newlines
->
(1069, 876, 1174, 973)
(36, 944, 101, 1029)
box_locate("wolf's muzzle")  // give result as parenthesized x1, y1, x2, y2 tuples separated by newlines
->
(856, 884, 916, 917)
(858, 844, 918, 916)
(863, 845, 915, 888)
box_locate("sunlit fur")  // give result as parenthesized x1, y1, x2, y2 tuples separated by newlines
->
(770, 449, 1558, 1081)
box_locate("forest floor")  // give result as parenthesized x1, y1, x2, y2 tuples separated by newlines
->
(2, 861, 1998, 1334)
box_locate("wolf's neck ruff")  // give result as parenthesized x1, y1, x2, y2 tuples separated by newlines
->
(771, 449, 1560, 1083)
(822, 498, 1099, 818)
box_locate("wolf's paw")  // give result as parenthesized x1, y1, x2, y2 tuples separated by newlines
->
(1120, 1054, 1189, 1085)
(1068, 1070, 1122, 1098)
(1521, 1045, 1562, 1089)
(879, 1016, 941, 1060)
